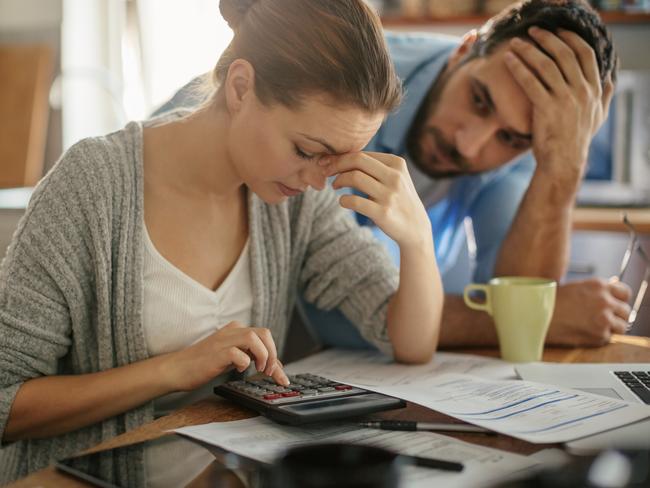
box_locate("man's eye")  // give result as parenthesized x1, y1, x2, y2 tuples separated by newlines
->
(497, 130, 528, 149)
(472, 91, 488, 113)
(497, 130, 513, 144)
(294, 145, 315, 160)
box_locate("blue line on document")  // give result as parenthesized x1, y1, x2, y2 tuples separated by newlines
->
(461, 394, 578, 421)
(446, 390, 560, 416)
(513, 404, 628, 434)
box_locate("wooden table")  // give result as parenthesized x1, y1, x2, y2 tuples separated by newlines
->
(10, 335, 650, 487)
(573, 207, 650, 234)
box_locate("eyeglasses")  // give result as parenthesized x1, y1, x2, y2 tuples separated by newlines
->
(619, 214, 649, 329)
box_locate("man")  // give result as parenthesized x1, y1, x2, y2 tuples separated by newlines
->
(158, 0, 631, 350)
(302, 0, 631, 350)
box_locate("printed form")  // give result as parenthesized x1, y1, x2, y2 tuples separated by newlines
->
(287, 350, 650, 443)
(175, 417, 539, 488)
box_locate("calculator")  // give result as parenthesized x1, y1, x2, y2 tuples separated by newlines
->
(214, 373, 406, 425)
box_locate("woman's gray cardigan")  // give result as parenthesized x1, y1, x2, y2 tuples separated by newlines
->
(0, 117, 398, 485)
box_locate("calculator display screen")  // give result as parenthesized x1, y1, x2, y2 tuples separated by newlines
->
(280, 395, 376, 413)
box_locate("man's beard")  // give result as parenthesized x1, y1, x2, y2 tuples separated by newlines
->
(405, 65, 471, 179)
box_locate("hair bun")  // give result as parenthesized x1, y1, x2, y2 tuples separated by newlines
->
(220, 0, 258, 30)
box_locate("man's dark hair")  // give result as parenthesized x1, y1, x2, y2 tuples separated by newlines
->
(468, 0, 617, 86)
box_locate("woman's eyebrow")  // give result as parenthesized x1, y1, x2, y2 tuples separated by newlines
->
(298, 133, 339, 154)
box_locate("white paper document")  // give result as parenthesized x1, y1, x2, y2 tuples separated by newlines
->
(285, 350, 650, 443)
(284, 349, 518, 384)
(175, 417, 539, 488)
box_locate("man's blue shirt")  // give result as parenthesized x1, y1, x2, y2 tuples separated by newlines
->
(362, 33, 535, 291)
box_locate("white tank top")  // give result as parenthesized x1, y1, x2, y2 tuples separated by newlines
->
(142, 225, 253, 487)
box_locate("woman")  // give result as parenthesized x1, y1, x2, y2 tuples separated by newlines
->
(0, 0, 443, 485)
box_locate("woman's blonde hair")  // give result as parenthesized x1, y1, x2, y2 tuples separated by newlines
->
(212, 0, 402, 113)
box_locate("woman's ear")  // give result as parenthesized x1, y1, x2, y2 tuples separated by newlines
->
(448, 29, 478, 69)
(224, 59, 256, 115)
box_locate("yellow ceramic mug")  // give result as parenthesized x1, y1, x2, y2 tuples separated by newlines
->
(463, 277, 557, 362)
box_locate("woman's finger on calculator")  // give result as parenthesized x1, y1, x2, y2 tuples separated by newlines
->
(234, 330, 271, 373)
(217, 322, 287, 383)
(219, 322, 272, 372)
(269, 359, 290, 386)
(253, 328, 278, 377)
(221, 323, 277, 374)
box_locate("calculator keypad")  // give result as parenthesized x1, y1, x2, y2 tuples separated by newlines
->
(222, 374, 364, 404)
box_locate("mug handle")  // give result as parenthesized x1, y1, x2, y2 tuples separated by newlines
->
(463, 284, 492, 315)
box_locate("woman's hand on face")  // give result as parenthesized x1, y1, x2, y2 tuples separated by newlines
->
(161, 321, 289, 392)
(321, 152, 431, 250)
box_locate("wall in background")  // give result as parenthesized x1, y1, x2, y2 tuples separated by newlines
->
(608, 24, 650, 70)
(135, 0, 233, 114)
(0, 0, 61, 31)
(60, 0, 126, 149)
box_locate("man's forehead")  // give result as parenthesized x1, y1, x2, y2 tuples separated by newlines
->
(462, 48, 533, 136)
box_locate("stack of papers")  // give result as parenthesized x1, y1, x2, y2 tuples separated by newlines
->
(285, 350, 650, 444)
(175, 350, 649, 486)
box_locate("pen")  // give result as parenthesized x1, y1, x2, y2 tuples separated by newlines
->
(359, 420, 493, 435)
(401, 454, 464, 472)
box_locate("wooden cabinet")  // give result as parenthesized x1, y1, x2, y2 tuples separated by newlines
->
(0, 45, 53, 189)
(380, 10, 650, 27)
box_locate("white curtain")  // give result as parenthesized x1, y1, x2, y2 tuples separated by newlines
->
(61, 0, 126, 149)
(60, 0, 233, 149)
(134, 0, 233, 114)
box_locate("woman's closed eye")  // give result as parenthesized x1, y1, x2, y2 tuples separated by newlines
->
(294, 145, 316, 161)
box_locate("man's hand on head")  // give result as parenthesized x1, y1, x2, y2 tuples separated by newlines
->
(545, 278, 632, 347)
(504, 27, 615, 190)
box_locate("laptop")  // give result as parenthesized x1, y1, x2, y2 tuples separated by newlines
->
(515, 363, 650, 454)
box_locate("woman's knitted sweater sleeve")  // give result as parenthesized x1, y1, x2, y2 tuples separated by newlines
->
(297, 187, 399, 357)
